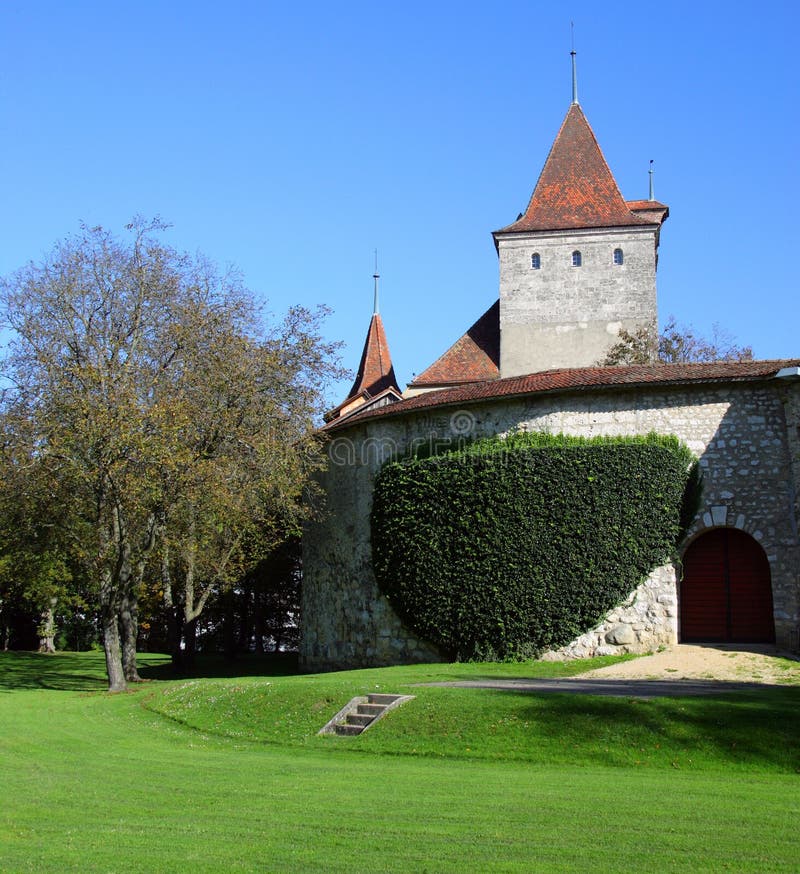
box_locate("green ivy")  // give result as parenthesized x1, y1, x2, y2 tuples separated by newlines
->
(371, 432, 700, 661)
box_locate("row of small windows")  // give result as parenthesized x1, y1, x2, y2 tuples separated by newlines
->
(530, 248, 624, 269)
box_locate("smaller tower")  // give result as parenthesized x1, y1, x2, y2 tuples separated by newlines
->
(324, 268, 403, 424)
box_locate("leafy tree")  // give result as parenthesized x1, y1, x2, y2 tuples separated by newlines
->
(0, 430, 80, 652)
(601, 316, 753, 366)
(0, 219, 341, 690)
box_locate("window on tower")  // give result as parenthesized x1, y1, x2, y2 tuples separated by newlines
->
(613, 248, 624, 265)
(572, 250, 582, 267)
(531, 253, 541, 269)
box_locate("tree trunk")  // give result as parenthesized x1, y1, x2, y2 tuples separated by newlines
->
(168, 608, 184, 669)
(38, 598, 58, 653)
(182, 617, 197, 668)
(120, 590, 142, 682)
(221, 587, 237, 659)
(101, 605, 127, 692)
(253, 590, 264, 654)
(236, 588, 250, 653)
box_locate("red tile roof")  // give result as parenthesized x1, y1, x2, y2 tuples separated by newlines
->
(324, 313, 400, 422)
(627, 199, 669, 225)
(348, 312, 399, 398)
(322, 385, 404, 426)
(494, 105, 656, 235)
(408, 301, 500, 388)
(626, 199, 668, 211)
(327, 359, 800, 431)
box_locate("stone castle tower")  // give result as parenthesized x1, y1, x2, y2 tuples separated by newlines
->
(337, 59, 670, 407)
(493, 93, 669, 377)
(405, 68, 669, 395)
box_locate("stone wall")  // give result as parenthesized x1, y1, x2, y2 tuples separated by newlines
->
(497, 225, 658, 376)
(301, 377, 800, 670)
(301, 424, 443, 670)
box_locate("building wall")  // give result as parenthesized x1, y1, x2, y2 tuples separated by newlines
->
(497, 225, 658, 376)
(301, 379, 800, 671)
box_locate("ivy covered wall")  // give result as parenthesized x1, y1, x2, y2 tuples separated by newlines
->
(372, 432, 699, 660)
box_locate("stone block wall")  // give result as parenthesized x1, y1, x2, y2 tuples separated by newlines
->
(498, 225, 658, 376)
(301, 378, 800, 670)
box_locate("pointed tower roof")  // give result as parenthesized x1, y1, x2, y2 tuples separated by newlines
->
(323, 308, 402, 424)
(494, 104, 653, 236)
(347, 311, 399, 400)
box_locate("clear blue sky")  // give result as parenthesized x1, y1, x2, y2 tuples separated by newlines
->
(2, 1, 797, 407)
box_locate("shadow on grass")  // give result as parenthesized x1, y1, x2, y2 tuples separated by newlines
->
(0, 650, 299, 692)
(504, 685, 800, 771)
(138, 652, 299, 681)
(0, 651, 115, 692)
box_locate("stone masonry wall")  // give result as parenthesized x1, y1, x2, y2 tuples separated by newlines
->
(301, 379, 800, 670)
(498, 225, 658, 376)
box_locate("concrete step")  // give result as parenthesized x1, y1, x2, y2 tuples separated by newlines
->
(334, 723, 363, 736)
(346, 713, 374, 727)
(356, 703, 385, 717)
(368, 693, 403, 705)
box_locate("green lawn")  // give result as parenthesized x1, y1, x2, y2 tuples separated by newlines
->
(1, 651, 798, 872)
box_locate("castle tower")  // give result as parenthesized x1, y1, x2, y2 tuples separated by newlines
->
(493, 75, 668, 377)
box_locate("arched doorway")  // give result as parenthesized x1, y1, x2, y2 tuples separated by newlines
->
(680, 528, 775, 643)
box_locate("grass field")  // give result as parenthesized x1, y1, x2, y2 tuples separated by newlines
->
(1, 650, 798, 872)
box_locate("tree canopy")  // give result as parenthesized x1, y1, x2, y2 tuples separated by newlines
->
(0, 219, 342, 689)
(601, 316, 753, 366)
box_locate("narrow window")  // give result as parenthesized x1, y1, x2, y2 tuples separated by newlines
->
(531, 253, 541, 269)
(613, 248, 624, 265)
(572, 250, 582, 267)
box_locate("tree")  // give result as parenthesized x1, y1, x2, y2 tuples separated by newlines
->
(0, 219, 342, 690)
(601, 316, 753, 366)
(0, 421, 79, 652)
(153, 304, 330, 667)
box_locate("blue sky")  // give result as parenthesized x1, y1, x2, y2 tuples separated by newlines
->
(1, 1, 797, 407)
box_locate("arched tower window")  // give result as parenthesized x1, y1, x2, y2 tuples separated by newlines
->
(530, 253, 541, 269)
(613, 248, 624, 265)
(572, 250, 582, 267)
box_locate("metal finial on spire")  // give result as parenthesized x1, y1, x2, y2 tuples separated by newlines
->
(648, 160, 655, 201)
(372, 249, 380, 315)
(570, 23, 578, 105)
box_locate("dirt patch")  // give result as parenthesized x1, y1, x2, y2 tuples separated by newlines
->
(573, 643, 800, 685)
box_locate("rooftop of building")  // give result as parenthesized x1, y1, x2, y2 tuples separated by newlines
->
(325, 359, 800, 431)
(324, 310, 400, 423)
(494, 104, 665, 237)
(408, 301, 500, 389)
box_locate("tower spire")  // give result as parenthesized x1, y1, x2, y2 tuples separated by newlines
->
(648, 159, 655, 201)
(373, 249, 380, 315)
(323, 258, 401, 423)
(570, 24, 578, 105)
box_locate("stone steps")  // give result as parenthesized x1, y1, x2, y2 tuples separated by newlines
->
(318, 693, 415, 736)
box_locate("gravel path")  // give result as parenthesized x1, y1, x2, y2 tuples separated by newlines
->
(572, 643, 800, 685)
(420, 644, 800, 698)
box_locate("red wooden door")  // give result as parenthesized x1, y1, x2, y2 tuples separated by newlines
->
(680, 529, 774, 643)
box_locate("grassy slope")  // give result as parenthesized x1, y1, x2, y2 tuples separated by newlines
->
(1, 651, 798, 873)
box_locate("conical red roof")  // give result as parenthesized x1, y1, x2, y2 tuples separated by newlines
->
(495, 104, 651, 234)
(346, 312, 399, 400)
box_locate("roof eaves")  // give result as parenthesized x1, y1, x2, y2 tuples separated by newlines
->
(327, 361, 800, 432)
